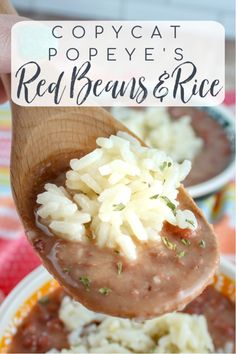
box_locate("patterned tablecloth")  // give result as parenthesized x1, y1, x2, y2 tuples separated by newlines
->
(0, 95, 235, 302)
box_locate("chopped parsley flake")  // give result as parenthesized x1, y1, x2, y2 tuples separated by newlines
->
(160, 161, 172, 171)
(150, 194, 159, 199)
(86, 232, 96, 240)
(160, 196, 177, 215)
(62, 267, 72, 273)
(160, 161, 168, 171)
(99, 287, 112, 295)
(38, 296, 49, 305)
(113, 203, 125, 211)
(117, 261, 123, 275)
(181, 238, 191, 246)
(185, 219, 195, 227)
(199, 240, 206, 248)
(80, 276, 91, 291)
(177, 250, 186, 258)
(161, 236, 176, 251)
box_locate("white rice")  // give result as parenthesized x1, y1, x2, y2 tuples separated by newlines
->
(37, 132, 197, 260)
(112, 107, 203, 163)
(47, 295, 214, 353)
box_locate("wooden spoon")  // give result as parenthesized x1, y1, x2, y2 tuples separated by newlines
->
(1, 0, 219, 319)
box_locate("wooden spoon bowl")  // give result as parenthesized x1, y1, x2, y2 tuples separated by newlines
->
(1, 0, 219, 319)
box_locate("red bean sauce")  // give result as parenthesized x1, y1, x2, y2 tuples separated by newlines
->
(8, 285, 235, 353)
(8, 289, 69, 353)
(184, 285, 235, 352)
(168, 107, 233, 187)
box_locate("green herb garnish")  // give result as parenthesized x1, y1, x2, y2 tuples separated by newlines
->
(177, 250, 186, 258)
(86, 231, 95, 240)
(160, 161, 172, 171)
(117, 261, 123, 275)
(181, 238, 191, 246)
(63, 266, 72, 273)
(150, 194, 159, 199)
(38, 296, 49, 305)
(99, 287, 112, 295)
(199, 240, 206, 248)
(113, 203, 125, 211)
(161, 236, 176, 251)
(160, 196, 177, 215)
(160, 161, 168, 171)
(80, 276, 91, 291)
(185, 219, 195, 227)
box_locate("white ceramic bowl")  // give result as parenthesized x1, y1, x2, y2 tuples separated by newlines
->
(0, 257, 235, 353)
(186, 105, 235, 199)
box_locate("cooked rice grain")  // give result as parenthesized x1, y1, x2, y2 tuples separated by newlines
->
(47, 295, 214, 353)
(37, 133, 197, 259)
(112, 107, 203, 163)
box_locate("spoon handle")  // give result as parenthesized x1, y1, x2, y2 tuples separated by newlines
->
(0, 0, 16, 14)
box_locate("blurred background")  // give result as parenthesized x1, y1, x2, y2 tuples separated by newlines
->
(11, 0, 235, 91)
